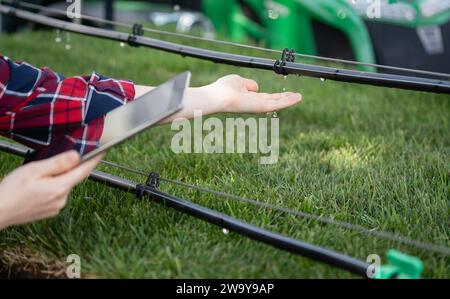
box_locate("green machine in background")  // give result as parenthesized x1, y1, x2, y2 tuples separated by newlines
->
(3, 0, 449, 73)
(202, 0, 450, 73)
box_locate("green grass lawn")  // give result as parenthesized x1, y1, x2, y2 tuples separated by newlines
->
(0, 30, 449, 278)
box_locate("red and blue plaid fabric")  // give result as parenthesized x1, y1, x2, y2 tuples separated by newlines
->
(0, 55, 135, 160)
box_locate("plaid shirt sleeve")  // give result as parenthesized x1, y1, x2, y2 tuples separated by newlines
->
(0, 55, 135, 160)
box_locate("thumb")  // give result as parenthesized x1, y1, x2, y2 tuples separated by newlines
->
(242, 77, 259, 92)
(53, 154, 103, 190)
(32, 150, 81, 177)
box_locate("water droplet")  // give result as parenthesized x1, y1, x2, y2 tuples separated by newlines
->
(120, 42, 125, 48)
(65, 32, 71, 50)
(55, 29, 61, 43)
(222, 228, 229, 235)
(267, 9, 279, 19)
(320, 78, 326, 82)
(337, 10, 346, 19)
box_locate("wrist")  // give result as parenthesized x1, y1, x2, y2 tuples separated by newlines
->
(134, 85, 155, 99)
(196, 83, 230, 115)
(159, 82, 230, 123)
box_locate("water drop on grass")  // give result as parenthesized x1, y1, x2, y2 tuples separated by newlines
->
(55, 29, 61, 43)
(65, 32, 71, 50)
(222, 228, 229, 235)
(120, 42, 125, 48)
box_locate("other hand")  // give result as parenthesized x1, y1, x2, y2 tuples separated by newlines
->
(0, 151, 102, 229)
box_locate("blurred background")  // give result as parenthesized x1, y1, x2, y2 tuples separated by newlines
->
(1, 0, 450, 73)
(1, 1, 449, 279)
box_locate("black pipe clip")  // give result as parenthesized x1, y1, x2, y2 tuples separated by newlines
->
(127, 23, 144, 47)
(273, 48, 296, 76)
(146, 172, 160, 189)
(136, 172, 160, 198)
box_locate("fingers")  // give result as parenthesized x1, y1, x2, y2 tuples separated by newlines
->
(37, 154, 102, 219)
(268, 93, 302, 111)
(30, 150, 81, 177)
(32, 195, 69, 221)
(53, 154, 103, 190)
(229, 91, 301, 114)
(250, 92, 302, 113)
(249, 92, 289, 100)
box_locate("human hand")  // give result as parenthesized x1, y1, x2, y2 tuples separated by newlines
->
(160, 74, 302, 122)
(206, 74, 302, 114)
(0, 151, 102, 229)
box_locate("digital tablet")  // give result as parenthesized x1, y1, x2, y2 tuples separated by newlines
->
(80, 71, 190, 161)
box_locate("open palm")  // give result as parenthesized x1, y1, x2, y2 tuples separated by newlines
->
(211, 74, 302, 114)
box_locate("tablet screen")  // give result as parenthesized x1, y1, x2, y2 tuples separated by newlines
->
(81, 71, 189, 160)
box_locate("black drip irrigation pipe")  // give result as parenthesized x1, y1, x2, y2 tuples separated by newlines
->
(0, 140, 370, 277)
(1, 4, 450, 94)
